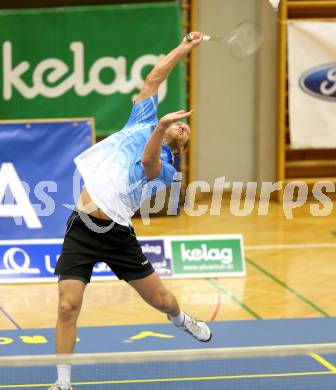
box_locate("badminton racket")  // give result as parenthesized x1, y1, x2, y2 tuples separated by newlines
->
(186, 20, 263, 61)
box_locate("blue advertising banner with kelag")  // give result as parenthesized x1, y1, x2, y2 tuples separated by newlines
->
(0, 119, 94, 282)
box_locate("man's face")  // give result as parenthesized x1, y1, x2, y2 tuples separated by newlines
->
(164, 122, 190, 155)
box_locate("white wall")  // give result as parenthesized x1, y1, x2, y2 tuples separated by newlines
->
(195, 0, 277, 184)
(255, 0, 278, 182)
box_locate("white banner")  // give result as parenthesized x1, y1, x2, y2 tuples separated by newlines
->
(288, 22, 336, 149)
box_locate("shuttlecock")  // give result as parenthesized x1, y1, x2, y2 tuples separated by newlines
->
(268, 0, 280, 10)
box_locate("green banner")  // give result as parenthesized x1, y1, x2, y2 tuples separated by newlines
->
(0, 3, 186, 135)
(171, 237, 245, 276)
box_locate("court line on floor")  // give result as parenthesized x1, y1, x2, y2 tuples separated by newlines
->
(209, 283, 222, 321)
(0, 306, 21, 330)
(245, 243, 336, 251)
(310, 353, 336, 372)
(206, 278, 261, 320)
(1, 371, 334, 388)
(246, 258, 330, 317)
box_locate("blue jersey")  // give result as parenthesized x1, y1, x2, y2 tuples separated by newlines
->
(74, 95, 177, 226)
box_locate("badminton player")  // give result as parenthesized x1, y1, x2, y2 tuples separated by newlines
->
(49, 31, 211, 390)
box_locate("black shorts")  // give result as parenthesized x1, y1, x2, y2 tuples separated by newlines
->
(55, 209, 154, 284)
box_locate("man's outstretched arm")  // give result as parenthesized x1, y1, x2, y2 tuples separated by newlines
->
(141, 110, 194, 180)
(134, 31, 203, 104)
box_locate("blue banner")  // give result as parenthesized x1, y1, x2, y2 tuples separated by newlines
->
(0, 119, 94, 282)
(0, 238, 172, 282)
(0, 119, 94, 239)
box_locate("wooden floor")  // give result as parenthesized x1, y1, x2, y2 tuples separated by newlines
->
(1, 198, 336, 330)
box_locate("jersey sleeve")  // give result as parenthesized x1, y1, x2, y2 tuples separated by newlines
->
(130, 159, 176, 186)
(155, 161, 177, 185)
(125, 95, 159, 128)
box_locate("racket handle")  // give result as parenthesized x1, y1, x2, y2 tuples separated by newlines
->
(185, 33, 211, 42)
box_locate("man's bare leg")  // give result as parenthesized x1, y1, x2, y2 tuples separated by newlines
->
(128, 272, 180, 316)
(128, 272, 211, 342)
(49, 279, 86, 390)
(56, 280, 86, 353)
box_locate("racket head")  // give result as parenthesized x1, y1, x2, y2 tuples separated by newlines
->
(226, 20, 263, 61)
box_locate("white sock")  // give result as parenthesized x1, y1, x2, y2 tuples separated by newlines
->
(57, 364, 71, 387)
(169, 312, 185, 326)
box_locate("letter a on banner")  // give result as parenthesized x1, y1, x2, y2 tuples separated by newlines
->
(0, 163, 42, 228)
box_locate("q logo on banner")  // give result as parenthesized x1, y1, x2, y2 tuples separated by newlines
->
(0, 247, 40, 275)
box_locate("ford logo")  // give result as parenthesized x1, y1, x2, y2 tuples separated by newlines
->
(299, 63, 336, 101)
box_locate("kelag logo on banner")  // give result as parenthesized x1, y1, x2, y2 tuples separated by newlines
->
(0, 3, 185, 136)
(171, 236, 245, 277)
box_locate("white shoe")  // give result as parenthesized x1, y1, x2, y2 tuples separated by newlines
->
(168, 313, 212, 342)
(48, 382, 73, 390)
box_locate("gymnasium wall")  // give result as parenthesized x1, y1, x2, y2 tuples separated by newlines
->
(195, 0, 277, 183)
